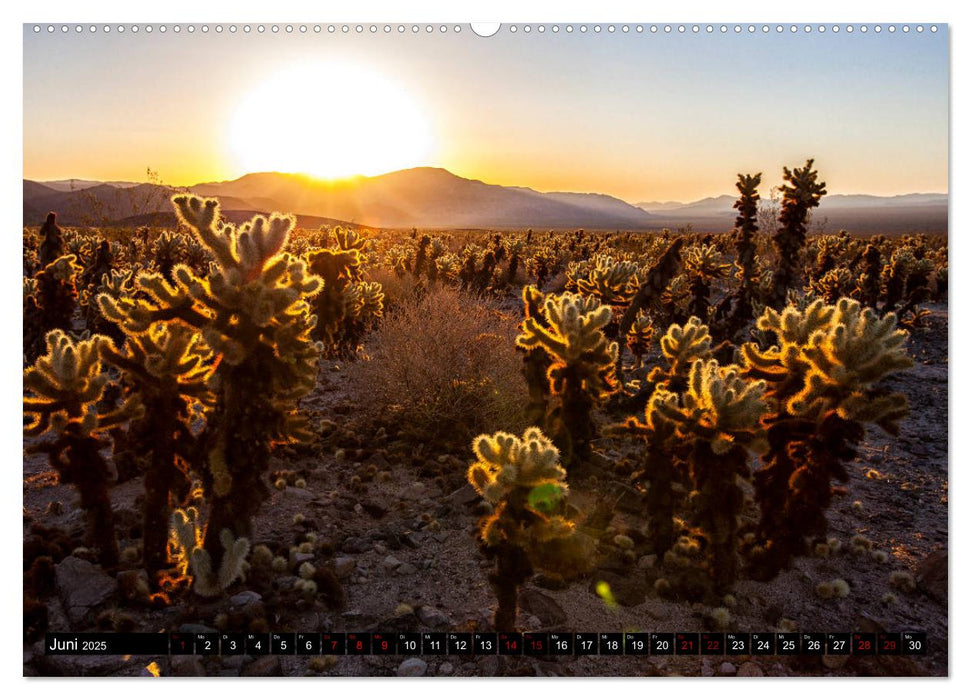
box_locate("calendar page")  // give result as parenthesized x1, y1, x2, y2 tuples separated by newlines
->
(21, 17, 948, 680)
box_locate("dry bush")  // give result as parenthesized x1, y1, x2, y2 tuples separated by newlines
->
(365, 266, 420, 312)
(348, 286, 527, 440)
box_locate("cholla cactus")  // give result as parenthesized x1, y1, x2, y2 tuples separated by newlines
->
(306, 235, 383, 356)
(384, 245, 412, 277)
(808, 267, 853, 304)
(517, 290, 619, 467)
(727, 173, 762, 334)
(741, 298, 912, 578)
(100, 195, 322, 574)
(526, 247, 558, 289)
(170, 509, 249, 596)
(651, 316, 712, 390)
(100, 323, 214, 579)
(39, 212, 65, 267)
(768, 160, 827, 309)
(24, 331, 142, 564)
(468, 427, 578, 629)
(651, 360, 767, 591)
(682, 244, 731, 319)
(625, 311, 654, 369)
(152, 231, 183, 282)
(339, 280, 385, 352)
(189, 529, 251, 597)
(23, 277, 45, 361)
(31, 255, 82, 356)
(576, 255, 639, 305)
(855, 244, 883, 308)
(435, 252, 462, 284)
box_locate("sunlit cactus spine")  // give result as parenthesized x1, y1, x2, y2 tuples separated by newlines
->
(650, 360, 767, 592)
(625, 311, 654, 369)
(516, 290, 619, 468)
(518, 286, 554, 429)
(740, 298, 912, 578)
(468, 428, 578, 630)
(34, 255, 82, 340)
(727, 173, 762, 332)
(102, 195, 323, 574)
(576, 255, 639, 306)
(306, 228, 375, 356)
(98, 322, 214, 580)
(683, 244, 731, 319)
(808, 267, 853, 304)
(768, 159, 827, 309)
(648, 316, 713, 393)
(23, 331, 142, 565)
(608, 387, 681, 556)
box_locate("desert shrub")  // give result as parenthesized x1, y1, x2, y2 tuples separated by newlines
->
(365, 265, 420, 313)
(349, 286, 527, 440)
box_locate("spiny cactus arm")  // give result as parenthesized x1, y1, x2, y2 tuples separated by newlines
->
(172, 195, 237, 270)
(617, 238, 684, 340)
(517, 316, 569, 358)
(659, 317, 712, 371)
(236, 215, 293, 276)
(217, 529, 251, 589)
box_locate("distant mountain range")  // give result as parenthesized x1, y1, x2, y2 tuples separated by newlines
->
(636, 193, 947, 234)
(23, 168, 947, 234)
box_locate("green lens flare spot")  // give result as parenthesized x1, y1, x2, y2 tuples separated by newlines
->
(528, 483, 563, 513)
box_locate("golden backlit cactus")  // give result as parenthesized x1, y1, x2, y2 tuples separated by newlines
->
(808, 267, 853, 304)
(732, 172, 762, 314)
(575, 255, 639, 305)
(769, 159, 827, 308)
(650, 359, 767, 591)
(468, 427, 579, 630)
(682, 244, 731, 319)
(625, 311, 654, 369)
(101, 195, 323, 574)
(306, 228, 382, 356)
(652, 316, 713, 390)
(740, 298, 912, 578)
(608, 385, 681, 556)
(100, 323, 214, 580)
(169, 508, 250, 597)
(24, 330, 142, 565)
(31, 255, 82, 358)
(517, 290, 619, 467)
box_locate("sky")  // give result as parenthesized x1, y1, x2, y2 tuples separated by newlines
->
(23, 23, 949, 203)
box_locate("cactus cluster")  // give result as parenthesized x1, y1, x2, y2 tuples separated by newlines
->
(517, 288, 619, 467)
(741, 298, 912, 578)
(98, 195, 324, 576)
(468, 427, 580, 629)
(24, 331, 142, 564)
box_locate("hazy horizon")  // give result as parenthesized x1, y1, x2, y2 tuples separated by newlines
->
(24, 166, 949, 205)
(24, 24, 948, 202)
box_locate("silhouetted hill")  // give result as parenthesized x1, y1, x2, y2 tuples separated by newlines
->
(192, 168, 657, 229)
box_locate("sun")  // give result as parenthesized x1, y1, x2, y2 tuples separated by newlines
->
(229, 63, 432, 180)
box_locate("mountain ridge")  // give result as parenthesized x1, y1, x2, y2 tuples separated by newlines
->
(24, 167, 947, 234)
